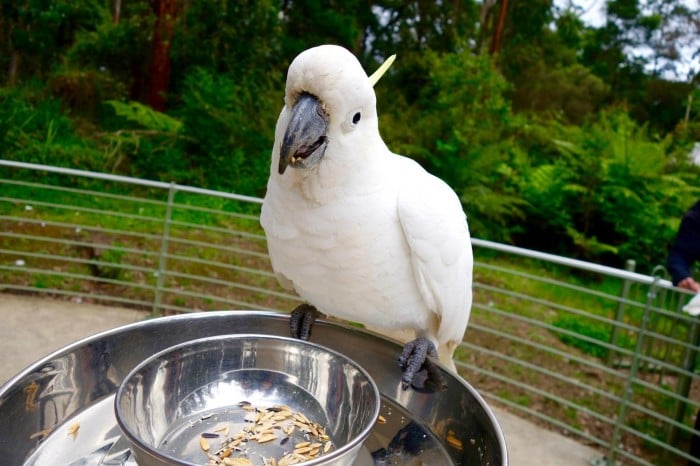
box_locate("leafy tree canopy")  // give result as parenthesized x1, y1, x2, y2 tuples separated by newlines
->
(1, 0, 699, 272)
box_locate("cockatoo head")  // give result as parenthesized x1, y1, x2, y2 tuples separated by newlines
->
(277, 45, 388, 175)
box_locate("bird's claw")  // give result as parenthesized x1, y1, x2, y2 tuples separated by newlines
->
(398, 337, 447, 392)
(290, 304, 321, 340)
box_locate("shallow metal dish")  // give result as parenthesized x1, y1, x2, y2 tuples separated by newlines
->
(116, 334, 380, 466)
(0, 311, 507, 465)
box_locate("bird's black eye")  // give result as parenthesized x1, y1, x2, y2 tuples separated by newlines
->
(352, 112, 361, 124)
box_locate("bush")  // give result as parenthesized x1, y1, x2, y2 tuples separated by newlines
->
(512, 110, 699, 271)
(174, 68, 281, 195)
(0, 87, 106, 171)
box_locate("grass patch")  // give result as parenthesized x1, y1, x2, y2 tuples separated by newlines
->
(552, 315, 610, 359)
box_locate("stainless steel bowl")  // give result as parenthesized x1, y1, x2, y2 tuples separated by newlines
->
(0, 311, 507, 466)
(115, 334, 380, 466)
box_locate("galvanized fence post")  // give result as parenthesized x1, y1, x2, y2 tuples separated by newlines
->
(667, 294, 700, 455)
(605, 274, 661, 465)
(607, 259, 636, 367)
(152, 182, 176, 315)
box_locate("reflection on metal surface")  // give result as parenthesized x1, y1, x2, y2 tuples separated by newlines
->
(115, 335, 379, 466)
(0, 312, 506, 466)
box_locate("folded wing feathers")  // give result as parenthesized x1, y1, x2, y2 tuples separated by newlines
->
(397, 165, 473, 348)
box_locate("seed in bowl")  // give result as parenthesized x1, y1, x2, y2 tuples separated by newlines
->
(204, 403, 334, 466)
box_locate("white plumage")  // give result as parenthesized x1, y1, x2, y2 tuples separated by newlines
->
(261, 45, 473, 379)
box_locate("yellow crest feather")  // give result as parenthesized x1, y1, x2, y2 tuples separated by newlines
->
(368, 54, 396, 87)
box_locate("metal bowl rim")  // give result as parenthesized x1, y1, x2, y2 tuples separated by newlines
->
(114, 332, 382, 466)
(0, 311, 508, 466)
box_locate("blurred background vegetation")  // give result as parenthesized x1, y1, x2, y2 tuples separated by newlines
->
(0, 0, 698, 274)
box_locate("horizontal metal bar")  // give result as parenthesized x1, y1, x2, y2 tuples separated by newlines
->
(169, 201, 260, 222)
(155, 287, 285, 312)
(459, 359, 618, 429)
(0, 248, 155, 274)
(0, 264, 155, 289)
(154, 301, 282, 314)
(459, 341, 624, 403)
(0, 232, 160, 259)
(162, 269, 300, 302)
(465, 320, 631, 381)
(471, 309, 699, 385)
(473, 238, 678, 289)
(163, 252, 277, 279)
(162, 236, 270, 259)
(465, 367, 657, 466)
(0, 160, 264, 204)
(0, 215, 163, 241)
(475, 260, 634, 305)
(167, 218, 266, 241)
(0, 196, 166, 224)
(0, 178, 167, 206)
(474, 282, 628, 328)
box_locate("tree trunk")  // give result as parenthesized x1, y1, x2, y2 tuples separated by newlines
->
(113, 0, 122, 24)
(476, 0, 496, 54)
(685, 92, 693, 124)
(490, 0, 508, 55)
(8, 50, 20, 86)
(149, 0, 177, 112)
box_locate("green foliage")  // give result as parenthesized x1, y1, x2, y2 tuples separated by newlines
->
(174, 68, 281, 195)
(66, 3, 153, 99)
(106, 101, 183, 134)
(280, 0, 373, 57)
(509, 63, 609, 124)
(100, 100, 190, 182)
(422, 50, 512, 147)
(368, 0, 479, 56)
(0, 87, 105, 170)
(48, 68, 127, 118)
(0, 0, 106, 83)
(171, 0, 283, 83)
(1, 0, 699, 273)
(512, 110, 698, 270)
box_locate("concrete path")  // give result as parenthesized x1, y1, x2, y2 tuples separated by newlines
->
(0, 294, 600, 466)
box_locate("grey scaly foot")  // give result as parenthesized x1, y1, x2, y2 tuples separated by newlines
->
(398, 337, 447, 392)
(290, 304, 321, 340)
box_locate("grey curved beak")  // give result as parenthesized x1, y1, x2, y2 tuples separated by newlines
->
(279, 93, 329, 175)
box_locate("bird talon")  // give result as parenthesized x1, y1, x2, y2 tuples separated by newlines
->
(399, 338, 446, 392)
(290, 304, 321, 340)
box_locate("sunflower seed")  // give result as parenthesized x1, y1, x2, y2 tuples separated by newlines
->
(293, 445, 313, 454)
(205, 402, 334, 466)
(446, 432, 463, 450)
(67, 422, 80, 439)
(200, 436, 211, 451)
(258, 433, 278, 443)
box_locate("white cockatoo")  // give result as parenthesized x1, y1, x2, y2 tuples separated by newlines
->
(260, 45, 473, 390)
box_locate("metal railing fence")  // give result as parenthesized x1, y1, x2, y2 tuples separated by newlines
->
(1, 160, 698, 465)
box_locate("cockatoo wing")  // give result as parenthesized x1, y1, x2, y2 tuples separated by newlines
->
(397, 162, 473, 350)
